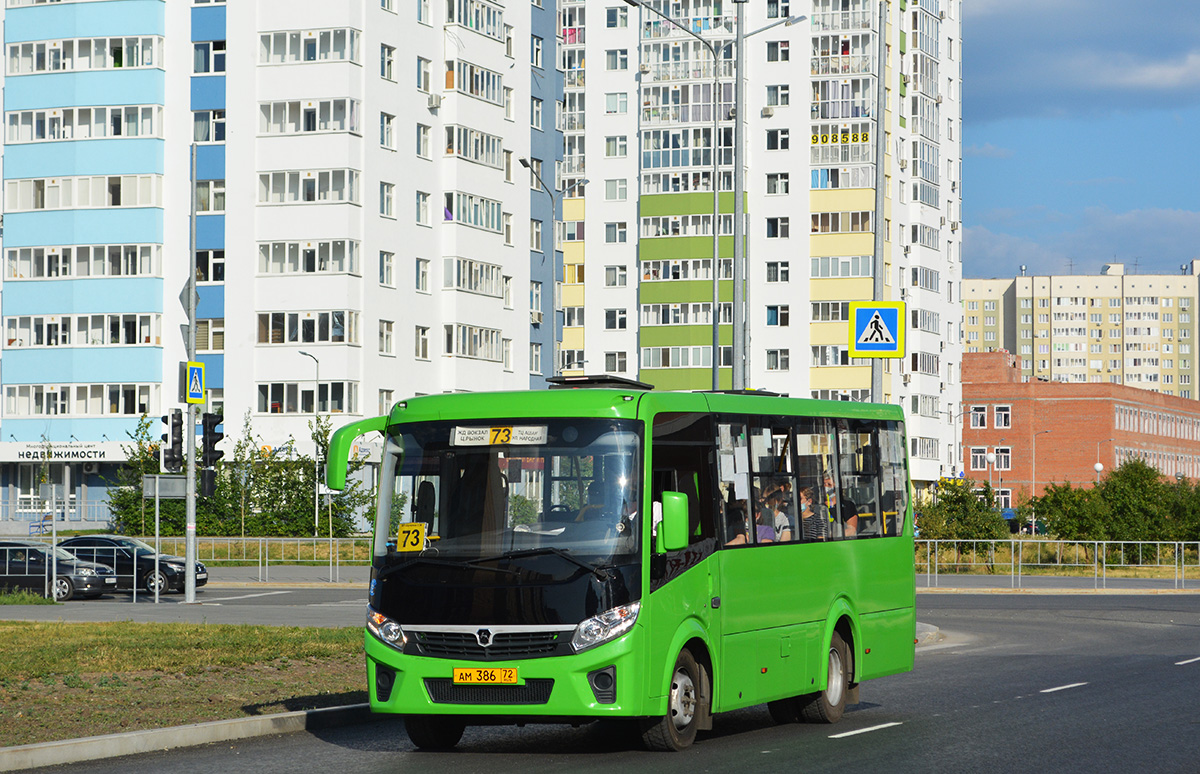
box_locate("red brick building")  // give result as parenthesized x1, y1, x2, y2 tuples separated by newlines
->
(960, 351, 1200, 504)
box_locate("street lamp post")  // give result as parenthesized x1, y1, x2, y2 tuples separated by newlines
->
(624, 0, 721, 389)
(985, 450, 996, 491)
(521, 158, 587, 377)
(1031, 429, 1051, 535)
(299, 350, 320, 538)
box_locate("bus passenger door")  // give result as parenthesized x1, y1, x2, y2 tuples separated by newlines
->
(647, 411, 721, 722)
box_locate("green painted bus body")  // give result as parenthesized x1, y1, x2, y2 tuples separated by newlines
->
(332, 386, 915, 722)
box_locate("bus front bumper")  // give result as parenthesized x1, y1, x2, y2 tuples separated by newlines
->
(364, 628, 647, 718)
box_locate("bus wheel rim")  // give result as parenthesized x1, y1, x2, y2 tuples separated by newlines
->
(827, 647, 845, 706)
(669, 667, 696, 730)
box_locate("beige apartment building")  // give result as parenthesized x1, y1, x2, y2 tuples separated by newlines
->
(963, 262, 1200, 398)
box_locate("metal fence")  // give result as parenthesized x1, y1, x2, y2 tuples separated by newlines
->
(916, 539, 1200, 590)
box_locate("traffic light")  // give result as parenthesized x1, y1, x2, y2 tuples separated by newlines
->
(161, 409, 183, 472)
(200, 468, 217, 498)
(201, 412, 224, 468)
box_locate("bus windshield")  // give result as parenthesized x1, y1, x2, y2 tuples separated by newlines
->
(375, 418, 642, 566)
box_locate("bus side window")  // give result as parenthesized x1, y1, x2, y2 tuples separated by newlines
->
(714, 419, 751, 546)
(880, 421, 908, 536)
(834, 418, 882, 539)
(651, 413, 717, 546)
(749, 419, 798, 543)
(795, 417, 834, 542)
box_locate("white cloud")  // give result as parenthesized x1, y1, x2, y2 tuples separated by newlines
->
(965, 208, 1200, 279)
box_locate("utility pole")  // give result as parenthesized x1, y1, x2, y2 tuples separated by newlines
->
(185, 144, 198, 604)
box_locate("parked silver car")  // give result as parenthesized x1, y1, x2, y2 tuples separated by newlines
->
(0, 539, 118, 601)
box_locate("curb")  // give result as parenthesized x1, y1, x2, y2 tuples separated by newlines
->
(915, 621, 942, 647)
(0, 703, 376, 772)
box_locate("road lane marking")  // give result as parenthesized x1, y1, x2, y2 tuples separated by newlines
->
(1040, 682, 1088, 693)
(207, 591, 293, 602)
(829, 722, 902, 739)
(1175, 656, 1200, 666)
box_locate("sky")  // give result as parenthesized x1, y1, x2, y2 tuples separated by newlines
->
(962, 0, 1200, 279)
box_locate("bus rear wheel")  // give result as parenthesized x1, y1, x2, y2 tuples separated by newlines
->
(800, 630, 850, 724)
(404, 715, 465, 750)
(641, 648, 703, 751)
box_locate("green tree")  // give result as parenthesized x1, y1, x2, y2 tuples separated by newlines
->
(1036, 481, 1109, 541)
(919, 478, 1010, 540)
(508, 493, 538, 526)
(1095, 459, 1166, 542)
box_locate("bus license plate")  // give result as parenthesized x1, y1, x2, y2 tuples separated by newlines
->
(452, 667, 518, 685)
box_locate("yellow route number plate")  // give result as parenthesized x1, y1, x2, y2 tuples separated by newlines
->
(396, 522, 426, 552)
(452, 667, 518, 685)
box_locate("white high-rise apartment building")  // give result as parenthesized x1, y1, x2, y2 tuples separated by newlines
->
(0, 0, 561, 525)
(560, 0, 963, 491)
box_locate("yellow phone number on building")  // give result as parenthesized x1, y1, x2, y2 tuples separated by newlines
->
(452, 667, 518, 685)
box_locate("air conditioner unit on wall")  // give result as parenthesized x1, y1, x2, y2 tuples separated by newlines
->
(950, 221, 960, 231)
(82, 462, 99, 475)
(427, 93, 442, 109)
(902, 374, 911, 384)
(936, 94, 943, 104)
(761, 106, 775, 118)
(899, 158, 907, 169)
(530, 310, 543, 324)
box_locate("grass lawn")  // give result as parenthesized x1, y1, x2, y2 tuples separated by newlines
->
(0, 621, 366, 747)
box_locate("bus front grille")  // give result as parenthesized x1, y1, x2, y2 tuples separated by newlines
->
(424, 678, 554, 705)
(413, 631, 563, 660)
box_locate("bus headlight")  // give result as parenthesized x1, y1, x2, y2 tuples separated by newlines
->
(571, 602, 640, 653)
(367, 607, 407, 650)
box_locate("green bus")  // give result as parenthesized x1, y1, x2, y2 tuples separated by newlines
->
(326, 376, 914, 751)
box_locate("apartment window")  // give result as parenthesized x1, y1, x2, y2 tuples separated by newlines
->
(766, 217, 790, 238)
(766, 85, 789, 106)
(375, 113, 394, 148)
(196, 250, 225, 283)
(193, 41, 226, 73)
(995, 405, 1012, 429)
(605, 179, 628, 201)
(605, 309, 627, 330)
(995, 447, 1011, 471)
(379, 390, 395, 417)
(766, 128, 790, 150)
(605, 136, 628, 157)
(379, 182, 394, 217)
(605, 265, 628, 287)
(531, 35, 542, 68)
(415, 122, 431, 157)
(766, 173, 789, 195)
(257, 240, 361, 276)
(378, 320, 395, 355)
(193, 110, 225, 142)
(196, 179, 225, 213)
(381, 44, 395, 79)
(530, 343, 542, 374)
(258, 99, 361, 135)
(766, 41, 789, 61)
(607, 7, 628, 27)
(505, 25, 514, 57)
(766, 349, 790, 371)
(196, 318, 224, 352)
(766, 261, 789, 282)
(605, 222, 627, 243)
(531, 97, 543, 130)
(970, 447, 987, 470)
(970, 405, 987, 428)
(530, 220, 543, 251)
(605, 93, 628, 114)
(379, 251, 394, 286)
(416, 57, 431, 91)
(605, 351, 628, 372)
(767, 0, 790, 18)
(503, 213, 513, 245)
(415, 258, 429, 292)
(504, 87, 514, 120)
(416, 191, 430, 225)
(415, 326, 429, 359)
(257, 311, 360, 345)
(605, 49, 628, 70)
(258, 381, 357, 414)
(766, 305, 790, 326)
(256, 169, 360, 205)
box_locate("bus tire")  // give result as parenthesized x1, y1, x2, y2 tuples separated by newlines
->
(800, 630, 850, 724)
(641, 648, 702, 751)
(404, 715, 465, 750)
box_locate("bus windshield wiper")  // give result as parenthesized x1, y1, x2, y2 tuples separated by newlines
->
(467, 548, 611, 582)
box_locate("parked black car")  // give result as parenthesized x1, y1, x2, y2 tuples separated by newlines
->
(0, 539, 118, 601)
(57, 535, 208, 594)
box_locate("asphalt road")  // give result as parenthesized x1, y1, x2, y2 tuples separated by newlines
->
(21, 594, 1200, 774)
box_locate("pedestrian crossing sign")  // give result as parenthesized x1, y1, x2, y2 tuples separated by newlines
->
(848, 302, 905, 358)
(186, 361, 206, 404)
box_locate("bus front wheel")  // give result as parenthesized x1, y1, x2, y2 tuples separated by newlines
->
(404, 715, 465, 750)
(641, 648, 703, 751)
(800, 630, 850, 724)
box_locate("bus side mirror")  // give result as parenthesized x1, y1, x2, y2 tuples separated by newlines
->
(659, 491, 689, 552)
